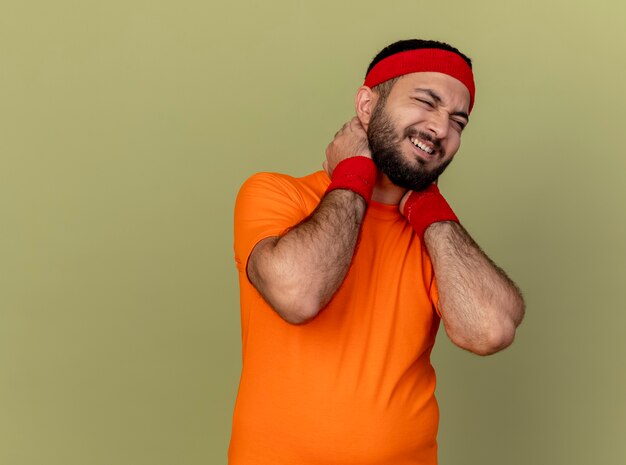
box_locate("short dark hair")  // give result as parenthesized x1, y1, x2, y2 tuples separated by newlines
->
(366, 39, 472, 103)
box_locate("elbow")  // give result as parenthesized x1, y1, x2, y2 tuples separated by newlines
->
(451, 294, 525, 356)
(248, 249, 325, 325)
(275, 296, 323, 325)
(262, 281, 325, 325)
(473, 322, 517, 356)
(447, 314, 519, 356)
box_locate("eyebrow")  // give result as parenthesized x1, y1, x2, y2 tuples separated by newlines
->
(413, 87, 470, 122)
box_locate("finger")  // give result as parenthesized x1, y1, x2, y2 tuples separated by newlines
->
(350, 119, 366, 135)
(399, 190, 413, 215)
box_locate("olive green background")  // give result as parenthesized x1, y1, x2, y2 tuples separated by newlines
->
(2, 0, 625, 464)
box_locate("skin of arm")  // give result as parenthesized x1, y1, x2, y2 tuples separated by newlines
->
(331, 114, 524, 355)
(421, 219, 526, 355)
(247, 118, 372, 324)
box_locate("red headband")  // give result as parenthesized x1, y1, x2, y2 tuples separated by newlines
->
(364, 48, 475, 113)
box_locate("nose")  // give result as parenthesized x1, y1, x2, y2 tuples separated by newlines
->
(425, 110, 449, 140)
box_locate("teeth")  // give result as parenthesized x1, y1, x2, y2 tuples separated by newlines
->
(410, 137, 433, 154)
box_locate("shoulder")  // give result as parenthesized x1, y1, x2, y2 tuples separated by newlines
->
(238, 172, 298, 198)
(239, 170, 329, 194)
(236, 170, 329, 212)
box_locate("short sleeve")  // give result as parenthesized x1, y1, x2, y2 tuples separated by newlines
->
(234, 172, 312, 274)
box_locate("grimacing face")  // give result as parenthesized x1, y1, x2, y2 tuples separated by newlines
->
(367, 72, 471, 191)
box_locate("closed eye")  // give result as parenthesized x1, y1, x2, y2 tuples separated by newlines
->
(452, 119, 466, 131)
(414, 98, 435, 108)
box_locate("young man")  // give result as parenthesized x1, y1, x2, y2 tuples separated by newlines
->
(230, 39, 525, 465)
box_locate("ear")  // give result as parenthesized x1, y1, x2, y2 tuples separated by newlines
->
(355, 86, 377, 130)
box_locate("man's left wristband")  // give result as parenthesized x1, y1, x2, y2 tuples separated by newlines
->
(404, 184, 459, 240)
(325, 157, 377, 204)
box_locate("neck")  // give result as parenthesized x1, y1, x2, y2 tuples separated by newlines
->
(371, 173, 407, 205)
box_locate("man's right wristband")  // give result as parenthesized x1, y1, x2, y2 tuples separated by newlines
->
(325, 156, 377, 204)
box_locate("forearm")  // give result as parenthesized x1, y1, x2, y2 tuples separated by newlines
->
(248, 189, 366, 324)
(425, 221, 525, 355)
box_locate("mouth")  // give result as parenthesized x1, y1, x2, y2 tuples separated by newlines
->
(408, 136, 436, 161)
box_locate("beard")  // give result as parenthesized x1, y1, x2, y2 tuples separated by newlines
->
(367, 103, 452, 192)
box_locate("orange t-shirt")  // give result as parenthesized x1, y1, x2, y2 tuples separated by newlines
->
(230, 171, 442, 465)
